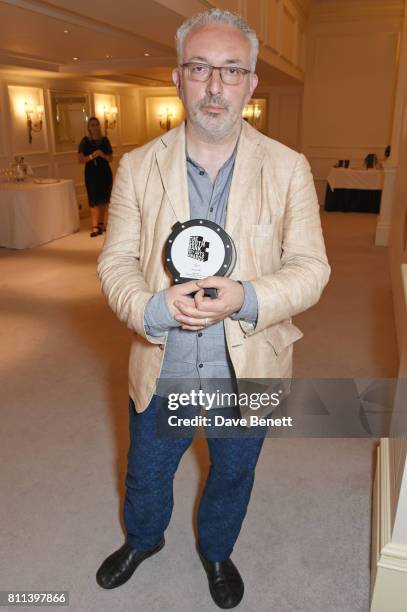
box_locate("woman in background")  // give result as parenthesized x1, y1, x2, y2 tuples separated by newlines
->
(78, 117, 113, 237)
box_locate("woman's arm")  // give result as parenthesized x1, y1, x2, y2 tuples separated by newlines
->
(91, 149, 113, 163)
(78, 138, 94, 164)
(78, 152, 96, 164)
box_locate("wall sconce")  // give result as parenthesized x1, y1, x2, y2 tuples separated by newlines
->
(242, 103, 262, 127)
(104, 105, 118, 134)
(25, 102, 44, 144)
(159, 107, 174, 131)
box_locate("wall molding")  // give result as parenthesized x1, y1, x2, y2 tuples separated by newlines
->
(260, 0, 306, 75)
(310, 0, 404, 23)
(119, 141, 141, 148)
(378, 542, 407, 573)
(30, 163, 50, 176)
(307, 145, 390, 151)
(371, 439, 392, 596)
(372, 442, 407, 611)
(291, 0, 311, 21)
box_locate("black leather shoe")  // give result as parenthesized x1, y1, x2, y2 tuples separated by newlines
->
(197, 545, 244, 609)
(90, 226, 102, 238)
(96, 538, 165, 589)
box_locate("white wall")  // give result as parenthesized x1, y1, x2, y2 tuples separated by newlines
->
(301, 0, 403, 204)
(257, 84, 303, 151)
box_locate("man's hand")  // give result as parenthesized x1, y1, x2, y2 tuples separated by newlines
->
(173, 277, 244, 331)
(164, 280, 201, 319)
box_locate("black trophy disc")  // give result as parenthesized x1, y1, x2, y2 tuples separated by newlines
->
(165, 219, 236, 297)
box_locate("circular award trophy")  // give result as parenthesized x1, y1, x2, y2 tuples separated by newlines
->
(165, 219, 237, 298)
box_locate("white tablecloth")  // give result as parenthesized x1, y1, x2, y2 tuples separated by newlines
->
(0, 179, 79, 249)
(327, 168, 384, 191)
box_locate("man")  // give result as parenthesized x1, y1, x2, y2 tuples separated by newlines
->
(96, 8, 330, 610)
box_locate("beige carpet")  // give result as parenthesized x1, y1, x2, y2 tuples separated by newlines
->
(294, 211, 398, 378)
(0, 211, 397, 612)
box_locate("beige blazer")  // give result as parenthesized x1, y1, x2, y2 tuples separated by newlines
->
(97, 121, 330, 412)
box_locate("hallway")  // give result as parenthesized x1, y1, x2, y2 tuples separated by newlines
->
(0, 211, 398, 612)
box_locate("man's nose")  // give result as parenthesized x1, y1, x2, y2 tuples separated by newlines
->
(206, 67, 223, 96)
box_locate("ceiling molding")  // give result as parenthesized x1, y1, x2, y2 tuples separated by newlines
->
(93, 73, 172, 86)
(154, 0, 212, 16)
(0, 49, 59, 72)
(60, 56, 175, 74)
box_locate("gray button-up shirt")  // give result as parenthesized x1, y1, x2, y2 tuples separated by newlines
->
(144, 147, 258, 387)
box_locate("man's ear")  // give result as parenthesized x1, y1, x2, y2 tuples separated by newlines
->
(249, 73, 259, 98)
(172, 68, 181, 96)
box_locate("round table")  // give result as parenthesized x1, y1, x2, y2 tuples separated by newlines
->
(0, 179, 80, 249)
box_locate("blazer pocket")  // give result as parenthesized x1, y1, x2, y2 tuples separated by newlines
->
(265, 321, 304, 355)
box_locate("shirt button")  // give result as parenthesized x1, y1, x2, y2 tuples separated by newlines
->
(198, 363, 203, 368)
(199, 170, 205, 176)
(198, 332, 203, 337)
(209, 207, 213, 212)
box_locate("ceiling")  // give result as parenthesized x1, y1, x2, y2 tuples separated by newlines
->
(0, 0, 301, 86)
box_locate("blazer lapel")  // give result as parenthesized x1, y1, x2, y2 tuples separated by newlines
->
(156, 123, 190, 223)
(225, 121, 265, 236)
(155, 121, 265, 231)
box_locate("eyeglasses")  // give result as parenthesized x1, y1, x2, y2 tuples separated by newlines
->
(180, 62, 251, 85)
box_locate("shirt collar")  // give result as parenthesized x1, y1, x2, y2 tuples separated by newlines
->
(186, 138, 239, 173)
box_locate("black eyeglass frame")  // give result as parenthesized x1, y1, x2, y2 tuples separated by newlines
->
(180, 62, 252, 84)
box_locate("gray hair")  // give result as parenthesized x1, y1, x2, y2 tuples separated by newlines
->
(175, 8, 259, 72)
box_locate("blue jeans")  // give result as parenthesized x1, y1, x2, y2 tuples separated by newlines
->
(124, 395, 266, 562)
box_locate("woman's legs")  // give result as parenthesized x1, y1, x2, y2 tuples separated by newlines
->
(98, 204, 108, 230)
(90, 205, 99, 227)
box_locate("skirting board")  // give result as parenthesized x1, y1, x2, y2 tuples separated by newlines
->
(370, 439, 407, 611)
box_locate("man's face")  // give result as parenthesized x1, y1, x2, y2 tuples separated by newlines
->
(173, 23, 258, 140)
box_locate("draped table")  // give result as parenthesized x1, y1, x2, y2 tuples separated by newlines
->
(0, 179, 79, 249)
(324, 167, 384, 213)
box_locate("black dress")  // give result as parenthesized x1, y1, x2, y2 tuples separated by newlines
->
(78, 136, 113, 207)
